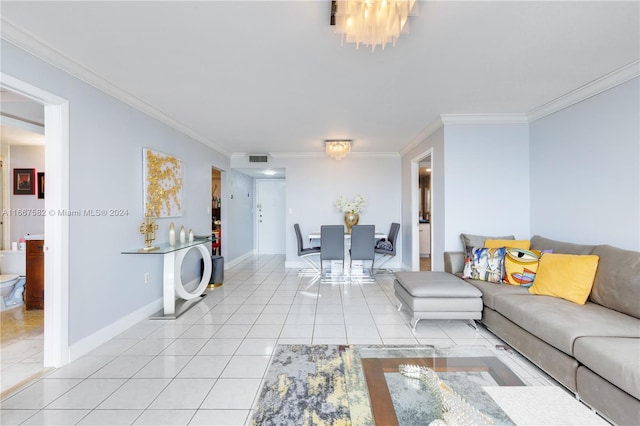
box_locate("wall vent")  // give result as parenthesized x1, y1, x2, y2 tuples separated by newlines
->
(248, 155, 269, 163)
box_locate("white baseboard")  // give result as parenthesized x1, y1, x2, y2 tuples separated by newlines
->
(224, 250, 256, 269)
(68, 297, 162, 362)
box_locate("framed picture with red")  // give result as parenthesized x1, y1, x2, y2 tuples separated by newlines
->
(37, 172, 45, 199)
(13, 168, 35, 195)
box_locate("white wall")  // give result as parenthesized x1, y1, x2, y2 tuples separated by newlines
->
(2, 40, 230, 346)
(443, 121, 531, 252)
(7, 145, 44, 243)
(530, 77, 640, 250)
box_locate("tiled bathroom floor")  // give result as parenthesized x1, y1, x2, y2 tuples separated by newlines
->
(0, 254, 553, 425)
(1, 306, 45, 396)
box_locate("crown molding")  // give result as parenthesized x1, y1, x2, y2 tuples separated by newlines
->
(233, 151, 399, 160)
(400, 116, 444, 156)
(440, 113, 529, 124)
(1, 18, 230, 157)
(400, 113, 529, 156)
(527, 60, 640, 122)
(269, 152, 323, 159)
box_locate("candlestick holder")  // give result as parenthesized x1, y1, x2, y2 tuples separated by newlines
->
(139, 215, 159, 251)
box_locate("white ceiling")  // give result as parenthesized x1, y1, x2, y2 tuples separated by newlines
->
(0, 88, 45, 146)
(1, 1, 638, 156)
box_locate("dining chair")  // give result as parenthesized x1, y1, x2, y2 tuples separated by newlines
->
(373, 222, 400, 274)
(349, 225, 375, 276)
(294, 223, 321, 275)
(320, 225, 345, 274)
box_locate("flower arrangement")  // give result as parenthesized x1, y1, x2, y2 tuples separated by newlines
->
(335, 195, 366, 214)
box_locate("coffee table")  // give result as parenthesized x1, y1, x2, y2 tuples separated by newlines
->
(341, 345, 607, 426)
(342, 345, 523, 425)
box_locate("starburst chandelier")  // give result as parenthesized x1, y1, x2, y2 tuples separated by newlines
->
(331, 0, 417, 51)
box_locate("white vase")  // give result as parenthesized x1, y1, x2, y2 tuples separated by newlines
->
(169, 223, 176, 246)
(188, 229, 194, 243)
(179, 226, 186, 244)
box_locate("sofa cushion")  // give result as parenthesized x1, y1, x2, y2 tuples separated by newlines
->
(528, 253, 599, 305)
(493, 294, 640, 356)
(393, 272, 481, 298)
(464, 279, 529, 310)
(461, 233, 514, 256)
(530, 235, 595, 255)
(574, 337, 640, 400)
(589, 244, 640, 318)
(485, 239, 531, 250)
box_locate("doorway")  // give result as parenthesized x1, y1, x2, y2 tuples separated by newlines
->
(211, 168, 222, 255)
(411, 149, 433, 271)
(0, 88, 47, 395)
(256, 179, 285, 254)
(1, 73, 71, 373)
(419, 157, 431, 271)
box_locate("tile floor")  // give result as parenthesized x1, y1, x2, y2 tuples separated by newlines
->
(1, 254, 553, 426)
(1, 303, 45, 396)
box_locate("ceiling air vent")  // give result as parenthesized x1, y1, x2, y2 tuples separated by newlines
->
(248, 155, 269, 163)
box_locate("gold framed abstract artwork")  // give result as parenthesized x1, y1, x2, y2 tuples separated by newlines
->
(143, 148, 183, 217)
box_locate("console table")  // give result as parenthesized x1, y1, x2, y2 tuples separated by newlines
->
(122, 238, 212, 319)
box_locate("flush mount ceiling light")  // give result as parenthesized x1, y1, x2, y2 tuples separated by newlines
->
(330, 0, 417, 51)
(262, 169, 277, 176)
(325, 140, 352, 160)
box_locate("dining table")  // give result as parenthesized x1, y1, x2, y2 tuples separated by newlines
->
(307, 231, 387, 240)
(307, 230, 388, 278)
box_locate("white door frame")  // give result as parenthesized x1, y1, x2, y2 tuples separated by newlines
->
(411, 148, 433, 271)
(1, 73, 70, 367)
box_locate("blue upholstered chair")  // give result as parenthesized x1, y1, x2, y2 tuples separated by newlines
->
(349, 225, 375, 276)
(294, 223, 321, 275)
(320, 225, 345, 273)
(373, 222, 400, 274)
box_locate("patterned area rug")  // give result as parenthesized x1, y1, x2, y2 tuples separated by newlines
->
(250, 345, 350, 426)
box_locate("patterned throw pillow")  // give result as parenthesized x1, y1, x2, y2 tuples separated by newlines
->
(504, 248, 553, 287)
(376, 240, 393, 250)
(463, 247, 506, 283)
(504, 248, 542, 287)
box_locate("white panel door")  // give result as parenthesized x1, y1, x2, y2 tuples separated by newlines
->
(256, 179, 286, 254)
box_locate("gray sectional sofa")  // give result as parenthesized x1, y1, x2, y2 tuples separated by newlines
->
(444, 235, 640, 425)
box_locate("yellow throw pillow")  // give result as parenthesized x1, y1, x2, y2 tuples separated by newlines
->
(528, 253, 599, 304)
(485, 239, 531, 250)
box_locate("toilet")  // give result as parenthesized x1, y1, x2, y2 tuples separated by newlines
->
(0, 250, 27, 311)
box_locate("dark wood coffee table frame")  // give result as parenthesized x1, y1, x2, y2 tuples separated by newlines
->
(360, 356, 525, 426)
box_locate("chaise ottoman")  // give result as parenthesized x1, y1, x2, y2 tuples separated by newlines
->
(393, 271, 483, 330)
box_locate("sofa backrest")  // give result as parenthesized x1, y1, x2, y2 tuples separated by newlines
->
(590, 245, 640, 319)
(530, 235, 595, 255)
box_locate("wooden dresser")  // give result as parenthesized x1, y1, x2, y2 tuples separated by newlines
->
(25, 239, 45, 310)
